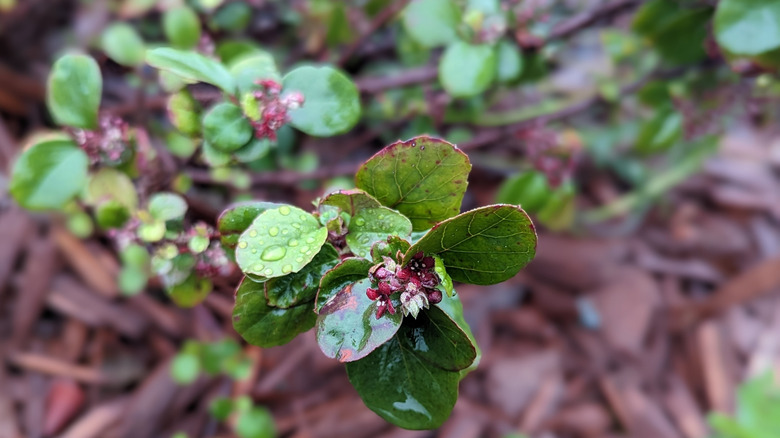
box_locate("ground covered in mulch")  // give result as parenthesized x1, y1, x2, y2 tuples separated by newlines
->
(3, 2, 780, 438)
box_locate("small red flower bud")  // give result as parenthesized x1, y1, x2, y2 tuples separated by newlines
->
(375, 267, 390, 279)
(427, 289, 443, 304)
(375, 301, 386, 319)
(366, 288, 380, 301)
(378, 281, 393, 295)
(386, 299, 396, 315)
(396, 268, 412, 281)
(421, 257, 435, 269)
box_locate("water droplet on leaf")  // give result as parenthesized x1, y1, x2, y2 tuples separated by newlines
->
(355, 217, 366, 226)
(279, 206, 291, 215)
(264, 268, 273, 276)
(288, 239, 299, 247)
(260, 245, 286, 261)
(249, 230, 258, 238)
(238, 241, 248, 249)
(282, 264, 293, 273)
(268, 226, 279, 236)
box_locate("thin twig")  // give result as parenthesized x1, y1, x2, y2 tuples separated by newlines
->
(545, 0, 642, 42)
(337, 0, 412, 67)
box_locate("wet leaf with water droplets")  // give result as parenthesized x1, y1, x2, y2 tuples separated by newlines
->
(319, 189, 382, 217)
(218, 201, 284, 251)
(235, 205, 327, 279)
(356, 136, 471, 231)
(265, 244, 339, 308)
(315, 257, 372, 313)
(316, 278, 402, 362)
(345, 207, 412, 259)
(399, 306, 476, 372)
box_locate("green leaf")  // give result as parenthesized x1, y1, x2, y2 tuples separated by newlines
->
(148, 192, 188, 221)
(632, 0, 711, 65)
(495, 39, 523, 83)
(163, 6, 202, 49)
(316, 278, 403, 362)
(210, 2, 252, 33)
(230, 52, 281, 96)
(399, 305, 476, 372)
(235, 205, 328, 280)
(355, 136, 471, 231)
(234, 137, 272, 163)
(345, 332, 460, 429)
(283, 65, 361, 137)
(432, 254, 453, 297)
(635, 109, 682, 155)
(47, 54, 102, 129)
(496, 170, 552, 213)
(436, 291, 480, 375)
(715, 0, 780, 56)
(405, 205, 537, 285)
(201, 141, 231, 167)
(101, 23, 146, 67)
(370, 235, 411, 264)
(235, 406, 275, 438)
(537, 182, 576, 231)
(171, 352, 201, 384)
(10, 137, 89, 211)
(85, 168, 138, 211)
(346, 207, 413, 259)
(439, 42, 497, 97)
(168, 274, 211, 307)
(146, 47, 236, 94)
(265, 244, 339, 308)
(168, 89, 201, 137)
(218, 201, 284, 250)
(202, 102, 253, 152)
(166, 131, 198, 159)
(315, 257, 372, 312)
(118, 265, 148, 295)
(233, 276, 317, 348)
(95, 200, 130, 229)
(319, 189, 382, 217)
(401, 0, 461, 48)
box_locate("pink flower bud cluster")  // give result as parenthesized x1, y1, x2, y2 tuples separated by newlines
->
(73, 114, 130, 165)
(366, 252, 443, 319)
(250, 79, 304, 141)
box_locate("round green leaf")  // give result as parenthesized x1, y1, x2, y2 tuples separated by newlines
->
(166, 131, 198, 159)
(715, 0, 780, 56)
(201, 141, 231, 167)
(370, 235, 411, 264)
(202, 102, 253, 152)
(495, 39, 523, 83)
(86, 168, 138, 210)
(496, 170, 552, 213)
(315, 257, 373, 312)
(171, 352, 201, 384)
(537, 182, 576, 231)
(148, 192, 188, 221)
(95, 200, 131, 229)
(235, 205, 328, 280)
(47, 54, 102, 129)
(146, 47, 236, 94)
(168, 89, 201, 137)
(316, 278, 403, 362)
(10, 138, 89, 211)
(210, 2, 252, 33)
(345, 331, 460, 429)
(345, 207, 413, 259)
(217, 201, 284, 250)
(401, 0, 461, 48)
(235, 406, 275, 438)
(283, 66, 361, 137)
(118, 266, 149, 295)
(101, 23, 146, 67)
(405, 205, 537, 285)
(168, 275, 212, 307)
(439, 41, 497, 97)
(355, 136, 471, 231)
(163, 6, 202, 49)
(264, 244, 339, 308)
(319, 189, 381, 217)
(233, 277, 317, 348)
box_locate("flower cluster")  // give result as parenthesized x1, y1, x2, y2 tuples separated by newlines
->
(72, 114, 131, 165)
(250, 79, 304, 141)
(366, 252, 443, 319)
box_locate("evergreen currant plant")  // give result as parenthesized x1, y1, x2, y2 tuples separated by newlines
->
(220, 136, 537, 429)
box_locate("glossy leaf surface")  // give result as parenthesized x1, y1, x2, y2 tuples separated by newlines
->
(405, 205, 537, 285)
(146, 47, 236, 94)
(401, 0, 461, 48)
(315, 257, 372, 312)
(439, 42, 497, 97)
(217, 201, 283, 250)
(345, 207, 413, 259)
(202, 102, 253, 152)
(265, 244, 339, 308)
(316, 278, 402, 362)
(283, 66, 361, 137)
(233, 277, 317, 348)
